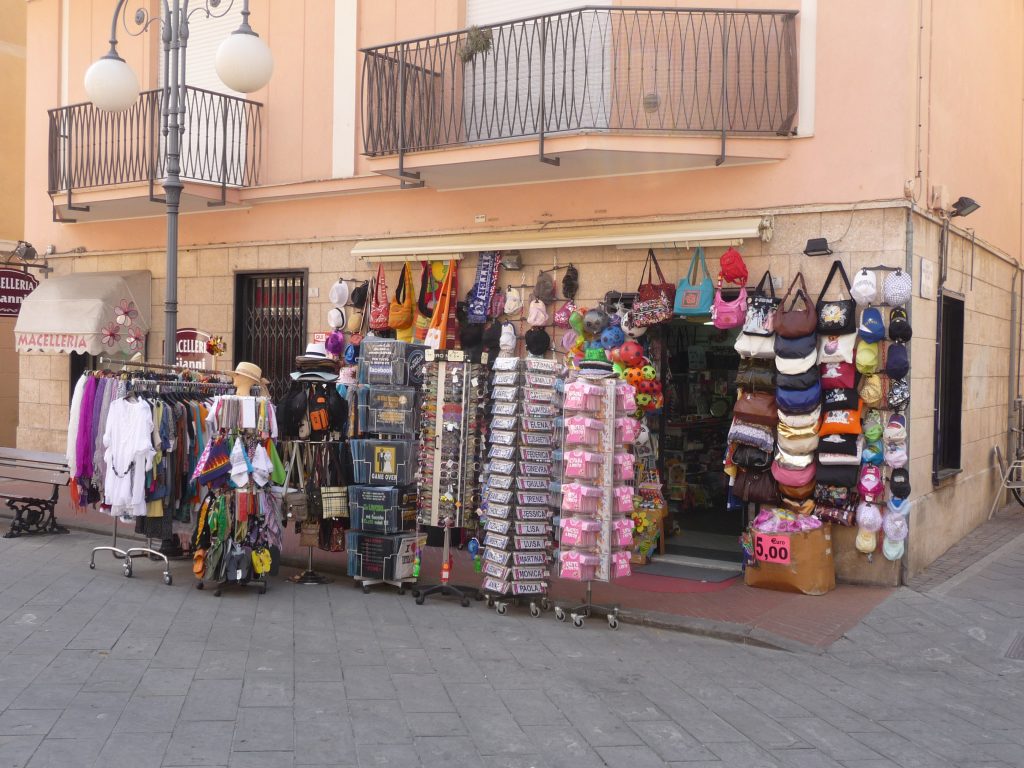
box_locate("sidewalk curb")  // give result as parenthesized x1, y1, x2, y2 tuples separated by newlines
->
(928, 527, 1024, 597)
(617, 608, 827, 655)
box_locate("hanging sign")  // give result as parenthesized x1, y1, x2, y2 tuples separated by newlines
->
(754, 533, 792, 564)
(0, 269, 39, 318)
(174, 328, 214, 371)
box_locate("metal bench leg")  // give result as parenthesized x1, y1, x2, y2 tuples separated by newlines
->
(4, 498, 67, 538)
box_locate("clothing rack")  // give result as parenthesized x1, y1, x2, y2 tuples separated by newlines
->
(87, 365, 236, 586)
(97, 356, 229, 379)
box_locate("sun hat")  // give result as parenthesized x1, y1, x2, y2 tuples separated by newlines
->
(349, 280, 369, 308)
(232, 362, 267, 395)
(290, 370, 339, 382)
(325, 330, 345, 356)
(302, 342, 328, 358)
(329, 279, 350, 306)
(327, 307, 346, 329)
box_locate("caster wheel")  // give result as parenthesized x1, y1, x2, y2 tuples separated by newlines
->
(607, 615, 619, 630)
(415, 595, 425, 605)
(412, 590, 421, 599)
(89, 562, 95, 570)
(554, 607, 566, 622)
(196, 582, 204, 590)
(260, 585, 267, 595)
(214, 589, 223, 597)
(460, 598, 471, 608)
(572, 617, 584, 628)
(362, 585, 371, 595)
(541, 597, 551, 611)
(398, 588, 405, 596)
(530, 604, 541, 618)
(485, 596, 494, 608)
(163, 573, 172, 586)
(123, 564, 132, 578)
(496, 603, 507, 616)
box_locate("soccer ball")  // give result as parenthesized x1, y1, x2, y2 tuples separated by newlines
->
(625, 367, 645, 388)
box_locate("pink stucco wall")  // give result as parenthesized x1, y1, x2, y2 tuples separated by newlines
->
(21, 0, 1024, 263)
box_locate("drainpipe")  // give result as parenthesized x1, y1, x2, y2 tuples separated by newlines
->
(903, 205, 914, 585)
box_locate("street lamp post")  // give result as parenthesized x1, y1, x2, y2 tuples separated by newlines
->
(85, 0, 273, 365)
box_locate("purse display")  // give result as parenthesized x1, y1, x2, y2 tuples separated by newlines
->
(774, 273, 817, 338)
(816, 260, 857, 334)
(734, 331, 776, 360)
(776, 381, 822, 414)
(735, 359, 776, 391)
(632, 249, 675, 326)
(734, 468, 779, 504)
(743, 270, 780, 336)
(732, 444, 772, 470)
(733, 390, 778, 426)
(674, 247, 713, 317)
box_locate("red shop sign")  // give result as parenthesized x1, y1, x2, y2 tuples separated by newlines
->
(173, 328, 214, 371)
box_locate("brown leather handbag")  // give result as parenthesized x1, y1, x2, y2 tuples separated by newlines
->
(779, 496, 815, 515)
(774, 273, 817, 339)
(733, 390, 778, 427)
(777, 478, 816, 500)
(734, 468, 780, 505)
(735, 359, 776, 391)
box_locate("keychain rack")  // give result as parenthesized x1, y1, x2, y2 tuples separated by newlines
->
(194, 489, 270, 597)
(87, 365, 235, 585)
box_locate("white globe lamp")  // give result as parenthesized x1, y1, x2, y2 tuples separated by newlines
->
(215, 31, 273, 94)
(84, 54, 140, 113)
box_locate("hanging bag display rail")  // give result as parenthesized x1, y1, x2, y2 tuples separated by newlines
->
(774, 273, 817, 338)
(816, 259, 857, 334)
(674, 247, 714, 317)
(632, 249, 674, 326)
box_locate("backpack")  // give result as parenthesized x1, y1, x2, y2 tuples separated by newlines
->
(307, 387, 331, 437)
(277, 380, 309, 440)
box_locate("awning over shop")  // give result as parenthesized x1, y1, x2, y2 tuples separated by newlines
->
(15, 271, 152, 356)
(351, 216, 772, 261)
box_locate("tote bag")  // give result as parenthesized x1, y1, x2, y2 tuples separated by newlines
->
(712, 281, 747, 329)
(368, 264, 390, 331)
(743, 270, 780, 336)
(388, 263, 415, 331)
(632, 249, 674, 327)
(425, 260, 455, 350)
(816, 260, 857, 334)
(674, 247, 714, 317)
(774, 273, 817, 338)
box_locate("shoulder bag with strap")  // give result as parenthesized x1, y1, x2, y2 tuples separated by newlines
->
(816, 259, 857, 334)
(742, 270, 780, 336)
(774, 273, 817, 339)
(388, 263, 415, 332)
(368, 264, 390, 331)
(674, 247, 714, 317)
(632, 249, 674, 327)
(281, 446, 308, 522)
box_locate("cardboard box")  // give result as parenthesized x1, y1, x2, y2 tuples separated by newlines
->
(744, 523, 835, 595)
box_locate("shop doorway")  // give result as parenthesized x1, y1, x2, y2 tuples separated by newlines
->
(655, 321, 742, 564)
(234, 272, 306, 400)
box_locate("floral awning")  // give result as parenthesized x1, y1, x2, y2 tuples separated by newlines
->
(15, 271, 151, 356)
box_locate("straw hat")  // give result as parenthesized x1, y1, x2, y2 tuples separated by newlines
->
(232, 362, 268, 394)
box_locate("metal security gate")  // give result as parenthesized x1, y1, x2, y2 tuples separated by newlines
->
(234, 272, 306, 400)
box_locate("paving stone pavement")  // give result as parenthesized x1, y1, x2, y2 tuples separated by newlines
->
(0, 531, 1022, 768)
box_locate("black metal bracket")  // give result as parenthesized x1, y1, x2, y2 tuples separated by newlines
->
(398, 169, 425, 190)
(3, 490, 69, 539)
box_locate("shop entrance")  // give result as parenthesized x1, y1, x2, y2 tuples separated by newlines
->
(234, 272, 307, 400)
(655, 321, 742, 564)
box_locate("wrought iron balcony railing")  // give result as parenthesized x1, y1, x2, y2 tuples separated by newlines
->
(361, 6, 798, 160)
(48, 85, 262, 213)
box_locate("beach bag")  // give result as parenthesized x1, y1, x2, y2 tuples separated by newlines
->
(743, 270, 780, 336)
(633, 249, 675, 326)
(425, 261, 455, 350)
(816, 260, 857, 334)
(388, 263, 414, 331)
(368, 265, 390, 331)
(674, 247, 713, 317)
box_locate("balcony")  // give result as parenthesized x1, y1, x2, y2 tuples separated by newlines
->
(48, 86, 262, 222)
(361, 6, 798, 189)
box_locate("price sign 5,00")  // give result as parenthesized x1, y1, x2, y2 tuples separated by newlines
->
(754, 533, 791, 564)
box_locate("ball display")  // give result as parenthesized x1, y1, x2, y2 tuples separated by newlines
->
(625, 367, 645, 388)
(641, 365, 657, 381)
(619, 341, 644, 368)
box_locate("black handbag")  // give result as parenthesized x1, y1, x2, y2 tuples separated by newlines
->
(732, 444, 771, 470)
(816, 260, 857, 334)
(776, 367, 819, 390)
(735, 359, 776, 391)
(742, 270, 781, 337)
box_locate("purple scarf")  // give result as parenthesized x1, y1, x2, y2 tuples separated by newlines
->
(75, 376, 99, 482)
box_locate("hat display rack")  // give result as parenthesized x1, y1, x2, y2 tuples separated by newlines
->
(87, 358, 237, 587)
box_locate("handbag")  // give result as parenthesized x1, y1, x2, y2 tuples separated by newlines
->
(775, 367, 819, 391)
(777, 431, 819, 455)
(425, 260, 455, 350)
(633, 249, 675, 326)
(732, 444, 771, 470)
(674, 247, 713, 317)
(281, 447, 308, 522)
(414, 262, 437, 342)
(735, 359, 775, 391)
(816, 260, 857, 334)
(778, 405, 820, 429)
(388, 263, 415, 331)
(817, 333, 856, 364)
(743, 270, 780, 336)
(774, 273, 817, 338)
(779, 497, 815, 516)
(734, 331, 776, 360)
(778, 478, 816, 501)
(734, 468, 779, 505)
(776, 381, 822, 414)
(817, 505, 856, 527)
(819, 404, 863, 436)
(772, 460, 815, 486)
(712, 280, 747, 329)
(733, 390, 777, 426)
(299, 520, 319, 548)
(820, 362, 856, 389)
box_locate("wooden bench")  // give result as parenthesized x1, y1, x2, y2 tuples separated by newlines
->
(0, 448, 70, 538)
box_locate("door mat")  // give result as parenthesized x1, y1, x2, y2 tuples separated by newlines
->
(666, 544, 744, 563)
(634, 561, 742, 583)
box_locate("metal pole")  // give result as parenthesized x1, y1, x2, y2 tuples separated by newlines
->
(163, 0, 184, 365)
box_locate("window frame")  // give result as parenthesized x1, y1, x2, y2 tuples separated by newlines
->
(933, 289, 965, 482)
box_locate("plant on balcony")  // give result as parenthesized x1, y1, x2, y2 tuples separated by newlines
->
(458, 26, 493, 63)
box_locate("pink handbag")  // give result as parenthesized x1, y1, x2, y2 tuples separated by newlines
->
(770, 460, 815, 487)
(712, 280, 748, 329)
